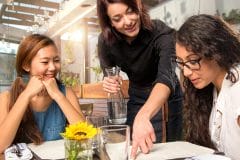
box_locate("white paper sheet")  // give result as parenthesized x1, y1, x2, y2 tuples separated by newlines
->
(134, 141, 215, 160)
(28, 139, 65, 159)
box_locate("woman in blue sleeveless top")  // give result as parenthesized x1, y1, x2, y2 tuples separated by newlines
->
(0, 34, 85, 153)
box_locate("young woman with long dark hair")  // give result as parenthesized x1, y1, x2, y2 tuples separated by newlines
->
(0, 34, 85, 153)
(175, 14, 240, 160)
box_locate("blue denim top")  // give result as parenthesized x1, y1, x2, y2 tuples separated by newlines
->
(33, 82, 66, 141)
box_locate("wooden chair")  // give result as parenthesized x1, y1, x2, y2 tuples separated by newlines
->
(75, 80, 129, 116)
(81, 80, 129, 99)
(161, 103, 168, 142)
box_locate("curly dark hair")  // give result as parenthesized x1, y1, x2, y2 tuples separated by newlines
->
(97, 0, 153, 44)
(175, 14, 240, 148)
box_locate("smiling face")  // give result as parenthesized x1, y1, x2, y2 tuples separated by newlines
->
(107, 2, 140, 42)
(25, 45, 61, 81)
(176, 43, 226, 91)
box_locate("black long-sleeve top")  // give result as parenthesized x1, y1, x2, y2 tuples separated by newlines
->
(98, 19, 178, 94)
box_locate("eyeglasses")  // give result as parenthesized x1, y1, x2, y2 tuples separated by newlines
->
(175, 58, 202, 70)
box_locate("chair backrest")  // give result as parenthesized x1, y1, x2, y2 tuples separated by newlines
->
(81, 80, 129, 99)
(73, 80, 129, 116)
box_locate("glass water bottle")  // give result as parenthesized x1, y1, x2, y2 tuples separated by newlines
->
(105, 66, 127, 124)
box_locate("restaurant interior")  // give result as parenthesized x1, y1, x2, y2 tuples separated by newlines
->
(0, 0, 240, 114)
(0, 0, 240, 159)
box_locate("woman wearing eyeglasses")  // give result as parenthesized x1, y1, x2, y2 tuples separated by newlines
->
(175, 14, 240, 160)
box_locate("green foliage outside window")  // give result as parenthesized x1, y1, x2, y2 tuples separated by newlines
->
(222, 9, 240, 24)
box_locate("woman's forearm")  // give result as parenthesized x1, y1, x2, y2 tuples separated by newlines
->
(0, 92, 31, 153)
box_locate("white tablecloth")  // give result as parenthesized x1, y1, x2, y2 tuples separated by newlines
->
(28, 140, 215, 160)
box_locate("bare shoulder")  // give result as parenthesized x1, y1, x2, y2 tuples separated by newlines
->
(0, 91, 11, 118)
(0, 90, 10, 104)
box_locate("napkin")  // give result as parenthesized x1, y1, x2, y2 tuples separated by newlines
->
(28, 140, 65, 159)
(4, 143, 33, 160)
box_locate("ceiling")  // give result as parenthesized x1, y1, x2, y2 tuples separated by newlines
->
(0, 0, 168, 44)
(0, 0, 98, 44)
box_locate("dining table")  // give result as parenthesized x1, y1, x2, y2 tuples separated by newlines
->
(26, 140, 216, 160)
(1, 140, 231, 160)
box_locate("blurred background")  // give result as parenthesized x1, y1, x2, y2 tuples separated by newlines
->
(0, 0, 240, 91)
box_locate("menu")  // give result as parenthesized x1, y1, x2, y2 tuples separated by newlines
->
(134, 141, 215, 160)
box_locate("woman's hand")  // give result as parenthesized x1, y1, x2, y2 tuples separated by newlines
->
(42, 78, 62, 100)
(102, 76, 122, 93)
(23, 76, 44, 98)
(130, 112, 156, 160)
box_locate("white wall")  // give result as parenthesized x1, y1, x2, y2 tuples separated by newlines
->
(149, 0, 218, 79)
(88, 33, 103, 82)
(61, 39, 85, 84)
(88, 33, 129, 82)
(149, 0, 240, 79)
(216, 0, 240, 15)
(149, 0, 217, 29)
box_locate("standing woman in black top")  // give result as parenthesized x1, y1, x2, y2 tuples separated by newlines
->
(97, 0, 183, 158)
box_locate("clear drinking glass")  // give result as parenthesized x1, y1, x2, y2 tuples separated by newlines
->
(105, 66, 127, 124)
(100, 125, 130, 160)
(86, 115, 108, 151)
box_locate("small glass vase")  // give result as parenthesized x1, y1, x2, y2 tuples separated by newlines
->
(64, 139, 93, 160)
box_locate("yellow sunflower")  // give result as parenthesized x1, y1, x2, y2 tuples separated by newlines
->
(61, 122, 97, 140)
